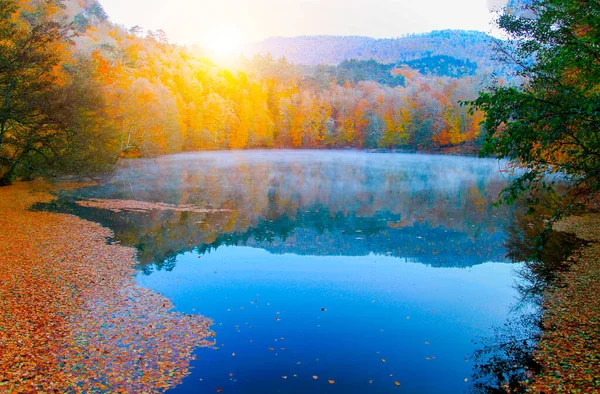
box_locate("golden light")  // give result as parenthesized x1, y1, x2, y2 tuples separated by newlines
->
(201, 25, 244, 59)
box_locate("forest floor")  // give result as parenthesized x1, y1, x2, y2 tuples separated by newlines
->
(527, 213, 600, 392)
(0, 181, 213, 393)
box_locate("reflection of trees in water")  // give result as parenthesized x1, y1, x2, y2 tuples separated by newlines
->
(469, 195, 586, 393)
(38, 154, 513, 272)
(470, 312, 542, 393)
(39, 197, 510, 273)
(505, 198, 586, 307)
(202, 210, 508, 267)
(73, 153, 510, 234)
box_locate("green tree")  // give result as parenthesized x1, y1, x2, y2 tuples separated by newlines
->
(0, 0, 71, 184)
(470, 0, 600, 214)
(0, 0, 118, 185)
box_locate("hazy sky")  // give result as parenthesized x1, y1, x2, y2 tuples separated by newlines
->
(99, 0, 509, 47)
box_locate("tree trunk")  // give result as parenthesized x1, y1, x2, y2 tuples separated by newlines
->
(0, 158, 19, 186)
(0, 167, 15, 186)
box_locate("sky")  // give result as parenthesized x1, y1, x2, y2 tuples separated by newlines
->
(98, 0, 509, 48)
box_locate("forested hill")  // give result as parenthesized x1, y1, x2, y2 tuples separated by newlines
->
(245, 30, 497, 71)
(0, 0, 493, 184)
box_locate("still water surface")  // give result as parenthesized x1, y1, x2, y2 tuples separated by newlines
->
(55, 151, 522, 393)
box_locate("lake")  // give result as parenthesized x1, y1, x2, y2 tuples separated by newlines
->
(48, 150, 524, 393)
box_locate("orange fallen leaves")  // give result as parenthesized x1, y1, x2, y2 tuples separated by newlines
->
(0, 183, 214, 393)
(526, 214, 600, 393)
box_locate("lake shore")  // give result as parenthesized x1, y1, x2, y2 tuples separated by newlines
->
(0, 181, 213, 393)
(527, 213, 600, 392)
(3, 176, 598, 393)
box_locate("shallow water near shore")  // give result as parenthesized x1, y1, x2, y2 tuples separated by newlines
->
(47, 150, 525, 393)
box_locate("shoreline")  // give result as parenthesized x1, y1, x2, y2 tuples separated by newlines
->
(526, 214, 600, 392)
(0, 182, 213, 392)
(3, 180, 598, 392)
(170, 146, 481, 156)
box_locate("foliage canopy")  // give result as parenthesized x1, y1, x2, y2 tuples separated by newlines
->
(0, 0, 497, 184)
(471, 0, 600, 212)
(0, 0, 116, 185)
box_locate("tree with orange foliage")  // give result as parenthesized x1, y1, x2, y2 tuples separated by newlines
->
(0, 0, 115, 184)
(380, 97, 411, 149)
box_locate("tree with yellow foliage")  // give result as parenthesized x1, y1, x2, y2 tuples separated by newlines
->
(0, 0, 116, 184)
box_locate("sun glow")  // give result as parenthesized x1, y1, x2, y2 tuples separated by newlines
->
(201, 25, 244, 59)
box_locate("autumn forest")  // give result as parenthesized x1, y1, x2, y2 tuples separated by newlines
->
(0, 0, 492, 184)
(2, 0, 599, 392)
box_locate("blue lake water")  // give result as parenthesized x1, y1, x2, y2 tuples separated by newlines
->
(50, 151, 524, 393)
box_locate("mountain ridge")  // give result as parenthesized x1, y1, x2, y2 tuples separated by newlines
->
(245, 29, 498, 72)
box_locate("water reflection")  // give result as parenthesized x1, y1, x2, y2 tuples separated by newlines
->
(35, 151, 536, 393)
(40, 151, 513, 272)
(470, 311, 542, 393)
(469, 194, 586, 393)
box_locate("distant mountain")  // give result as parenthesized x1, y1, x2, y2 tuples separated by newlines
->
(403, 55, 478, 78)
(245, 30, 499, 73)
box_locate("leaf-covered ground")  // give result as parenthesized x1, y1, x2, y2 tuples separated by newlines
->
(526, 214, 600, 392)
(0, 182, 214, 393)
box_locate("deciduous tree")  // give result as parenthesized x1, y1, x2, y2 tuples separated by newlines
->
(470, 0, 600, 212)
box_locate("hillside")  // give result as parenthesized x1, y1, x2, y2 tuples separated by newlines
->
(245, 30, 499, 73)
(1, 0, 493, 186)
